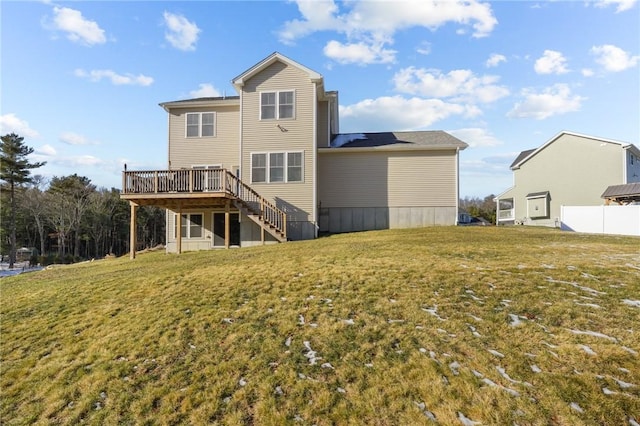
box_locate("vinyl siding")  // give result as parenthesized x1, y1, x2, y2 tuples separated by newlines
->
(318, 150, 458, 208)
(240, 61, 316, 221)
(511, 133, 625, 225)
(168, 105, 239, 169)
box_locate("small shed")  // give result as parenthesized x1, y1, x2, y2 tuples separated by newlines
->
(602, 183, 640, 205)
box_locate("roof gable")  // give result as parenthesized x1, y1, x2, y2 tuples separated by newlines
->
(511, 130, 636, 170)
(232, 52, 322, 89)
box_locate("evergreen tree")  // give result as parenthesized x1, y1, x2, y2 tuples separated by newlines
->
(0, 133, 46, 268)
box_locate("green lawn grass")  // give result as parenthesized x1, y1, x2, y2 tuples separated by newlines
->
(1, 227, 639, 425)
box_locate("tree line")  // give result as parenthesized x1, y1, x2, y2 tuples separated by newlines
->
(1, 133, 164, 267)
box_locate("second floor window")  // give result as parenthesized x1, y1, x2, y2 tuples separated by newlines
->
(260, 91, 295, 120)
(186, 112, 215, 137)
(251, 151, 304, 183)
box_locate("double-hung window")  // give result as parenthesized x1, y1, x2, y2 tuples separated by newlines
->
(186, 112, 215, 137)
(260, 90, 294, 120)
(175, 213, 203, 238)
(287, 152, 302, 182)
(269, 153, 285, 182)
(251, 152, 303, 183)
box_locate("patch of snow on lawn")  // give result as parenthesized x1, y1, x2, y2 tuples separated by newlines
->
(578, 344, 597, 355)
(488, 349, 505, 358)
(622, 299, 640, 308)
(458, 411, 481, 425)
(569, 329, 618, 342)
(508, 314, 522, 327)
(422, 306, 446, 321)
(303, 341, 321, 365)
(570, 402, 583, 413)
(531, 365, 542, 373)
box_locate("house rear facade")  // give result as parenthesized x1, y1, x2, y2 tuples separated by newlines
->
(121, 53, 467, 254)
(495, 131, 640, 227)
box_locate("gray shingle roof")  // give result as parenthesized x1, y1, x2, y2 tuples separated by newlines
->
(601, 183, 640, 200)
(510, 149, 535, 169)
(329, 131, 468, 150)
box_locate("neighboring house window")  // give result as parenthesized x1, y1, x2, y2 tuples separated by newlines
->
(260, 90, 295, 120)
(251, 151, 304, 183)
(175, 213, 203, 238)
(186, 112, 215, 137)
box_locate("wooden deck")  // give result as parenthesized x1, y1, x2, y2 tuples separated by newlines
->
(121, 169, 287, 256)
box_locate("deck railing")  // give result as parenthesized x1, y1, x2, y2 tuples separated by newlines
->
(122, 169, 286, 239)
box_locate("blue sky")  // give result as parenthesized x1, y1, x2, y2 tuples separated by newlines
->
(1, 0, 638, 197)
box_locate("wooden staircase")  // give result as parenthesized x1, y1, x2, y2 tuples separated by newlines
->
(225, 171, 287, 243)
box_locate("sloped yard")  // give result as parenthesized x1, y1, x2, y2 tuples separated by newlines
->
(1, 227, 639, 425)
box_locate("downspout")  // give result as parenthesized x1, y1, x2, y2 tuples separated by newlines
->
(312, 83, 318, 238)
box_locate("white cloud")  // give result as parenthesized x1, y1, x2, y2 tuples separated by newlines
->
(416, 41, 432, 56)
(534, 50, 569, 74)
(59, 131, 99, 146)
(448, 128, 502, 148)
(189, 83, 222, 98)
(339, 96, 479, 132)
(50, 6, 106, 46)
(393, 67, 509, 103)
(594, 0, 637, 12)
(279, 0, 497, 64)
(508, 84, 585, 120)
(163, 11, 200, 51)
(581, 68, 595, 77)
(590, 44, 639, 72)
(486, 53, 506, 68)
(56, 155, 104, 167)
(323, 40, 396, 65)
(36, 144, 57, 156)
(0, 113, 39, 138)
(74, 69, 154, 86)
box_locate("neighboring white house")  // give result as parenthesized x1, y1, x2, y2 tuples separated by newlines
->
(121, 52, 468, 254)
(495, 131, 640, 227)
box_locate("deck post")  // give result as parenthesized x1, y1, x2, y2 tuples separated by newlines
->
(225, 200, 230, 249)
(176, 204, 183, 254)
(129, 201, 137, 259)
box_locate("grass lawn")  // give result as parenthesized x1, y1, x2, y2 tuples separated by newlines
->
(1, 226, 639, 425)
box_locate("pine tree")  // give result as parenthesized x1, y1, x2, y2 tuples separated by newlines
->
(0, 133, 46, 268)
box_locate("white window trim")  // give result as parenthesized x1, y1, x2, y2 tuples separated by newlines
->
(174, 212, 205, 239)
(259, 90, 296, 120)
(185, 112, 216, 138)
(250, 151, 304, 184)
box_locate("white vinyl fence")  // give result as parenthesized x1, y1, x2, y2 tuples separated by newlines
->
(561, 205, 640, 236)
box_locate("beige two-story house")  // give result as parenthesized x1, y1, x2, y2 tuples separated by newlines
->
(121, 53, 468, 255)
(495, 131, 640, 227)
